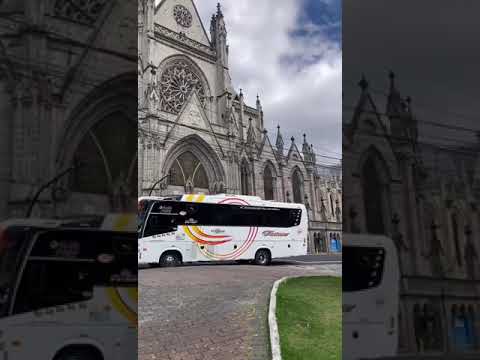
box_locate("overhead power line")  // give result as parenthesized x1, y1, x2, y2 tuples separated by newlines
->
(139, 112, 343, 162)
(342, 104, 480, 135)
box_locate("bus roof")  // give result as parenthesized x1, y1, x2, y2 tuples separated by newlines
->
(139, 194, 306, 209)
(1, 213, 136, 232)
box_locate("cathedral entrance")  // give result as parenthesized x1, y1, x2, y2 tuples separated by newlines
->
(168, 151, 209, 194)
(56, 74, 137, 215)
(161, 135, 225, 195)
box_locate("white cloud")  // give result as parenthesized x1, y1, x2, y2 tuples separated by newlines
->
(160, 0, 342, 162)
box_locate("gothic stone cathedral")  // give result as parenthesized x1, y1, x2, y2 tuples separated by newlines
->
(344, 73, 480, 355)
(0, 0, 137, 219)
(138, 0, 342, 254)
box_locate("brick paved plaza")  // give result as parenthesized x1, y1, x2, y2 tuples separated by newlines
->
(139, 262, 341, 360)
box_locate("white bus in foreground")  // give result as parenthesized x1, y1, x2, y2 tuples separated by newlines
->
(0, 214, 137, 360)
(343, 233, 400, 360)
(138, 194, 308, 266)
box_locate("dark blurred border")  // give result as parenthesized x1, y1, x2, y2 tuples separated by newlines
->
(0, 1, 137, 359)
(343, 0, 480, 358)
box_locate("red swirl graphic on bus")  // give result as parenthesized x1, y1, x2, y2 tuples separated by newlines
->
(182, 196, 258, 260)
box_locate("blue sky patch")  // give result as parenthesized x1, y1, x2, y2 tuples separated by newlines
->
(298, 0, 341, 44)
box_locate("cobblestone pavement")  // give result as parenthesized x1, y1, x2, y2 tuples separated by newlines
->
(139, 262, 341, 360)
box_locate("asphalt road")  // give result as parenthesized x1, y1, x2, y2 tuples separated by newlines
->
(139, 261, 341, 360)
(277, 253, 342, 263)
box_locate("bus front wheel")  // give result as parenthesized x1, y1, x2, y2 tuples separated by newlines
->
(254, 249, 271, 266)
(54, 346, 102, 360)
(160, 251, 182, 267)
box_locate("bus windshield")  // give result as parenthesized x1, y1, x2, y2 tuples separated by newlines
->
(0, 227, 29, 317)
(11, 229, 137, 316)
(342, 246, 385, 292)
(138, 199, 152, 233)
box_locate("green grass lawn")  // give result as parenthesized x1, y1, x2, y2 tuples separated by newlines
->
(276, 276, 341, 360)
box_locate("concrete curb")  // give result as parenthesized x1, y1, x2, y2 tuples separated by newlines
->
(268, 272, 342, 360)
(268, 276, 288, 360)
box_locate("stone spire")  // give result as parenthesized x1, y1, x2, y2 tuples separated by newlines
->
(302, 134, 311, 162)
(256, 94, 263, 128)
(386, 71, 417, 142)
(354, 73, 371, 116)
(386, 70, 404, 118)
(275, 124, 284, 156)
(211, 2, 231, 125)
(211, 2, 228, 65)
(210, 14, 216, 41)
(217, 3, 223, 17)
(256, 94, 262, 112)
(238, 88, 244, 140)
(359, 73, 368, 92)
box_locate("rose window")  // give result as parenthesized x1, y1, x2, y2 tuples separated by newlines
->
(54, 0, 109, 25)
(173, 5, 193, 28)
(160, 61, 206, 114)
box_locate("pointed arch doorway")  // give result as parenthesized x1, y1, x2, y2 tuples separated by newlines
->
(161, 135, 226, 195)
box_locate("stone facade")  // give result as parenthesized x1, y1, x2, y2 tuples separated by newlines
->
(138, 0, 342, 253)
(344, 72, 480, 355)
(0, 0, 137, 220)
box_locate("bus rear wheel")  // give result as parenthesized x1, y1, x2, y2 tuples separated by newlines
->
(160, 251, 182, 267)
(254, 249, 271, 266)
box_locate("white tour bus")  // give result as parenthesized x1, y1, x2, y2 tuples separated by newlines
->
(342, 233, 400, 360)
(0, 214, 137, 360)
(138, 194, 308, 266)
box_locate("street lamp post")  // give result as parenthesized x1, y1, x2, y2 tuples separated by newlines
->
(148, 175, 169, 196)
(26, 164, 80, 218)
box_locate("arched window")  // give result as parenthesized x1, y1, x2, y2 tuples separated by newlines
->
(168, 151, 209, 190)
(264, 165, 274, 200)
(362, 154, 386, 234)
(240, 160, 250, 195)
(451, 213, 462, 267)
(292, 169, 303, 203)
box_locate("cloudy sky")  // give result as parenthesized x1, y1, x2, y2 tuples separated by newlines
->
(343, 0, 480, 148)
(161, 0, 342, 165)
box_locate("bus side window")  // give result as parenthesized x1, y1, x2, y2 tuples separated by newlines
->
(13, 260, 94, 315)
(143, 214, 177, 238)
